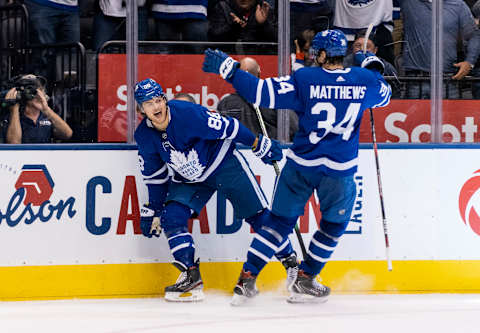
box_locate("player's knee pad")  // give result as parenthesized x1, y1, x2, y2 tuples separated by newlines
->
(161, 201, 192, 238)
(320, 219, 349, 239)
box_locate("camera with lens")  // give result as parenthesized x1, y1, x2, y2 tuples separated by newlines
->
(14, 75, 46, 104)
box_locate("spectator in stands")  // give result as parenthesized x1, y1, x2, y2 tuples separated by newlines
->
(332, 0, 395, 65)
(344, 34, 397, 77)
(209, 0, 277, 54)
(217, 57, 298, 140)
(24, 0, 80, 85)
(399, 0, 480, 99)
(173, 92, 196, 103)
(3, 74, 73, 143)
(470, 0, 480, 98)
(151, 0, 208, 54)
(344, 34, 400, 97)
(291, 29, 316, 71)
(290, 0, 333, 45)
(93, 0, 149, 51)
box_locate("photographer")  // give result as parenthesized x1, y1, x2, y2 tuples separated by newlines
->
(3, 75, 72, 144)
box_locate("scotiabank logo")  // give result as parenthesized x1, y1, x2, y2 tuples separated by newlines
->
(459, 170, 480, 236)
(0, 164, 76, 226)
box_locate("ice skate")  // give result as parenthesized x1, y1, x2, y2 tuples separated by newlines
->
(230, 270, 259, 306)
(287, 269, 330, 304)
(164, 260, 204, 302)
(280, 253, 299, 292)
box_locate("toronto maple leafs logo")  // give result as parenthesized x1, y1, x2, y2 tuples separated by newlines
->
(347, 0, 375, 8)
(169, 149, 205, 181)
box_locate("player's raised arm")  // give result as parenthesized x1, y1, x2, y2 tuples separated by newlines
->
(202, 49, 302, 111)
(179, 103, 282, 165)
(353, 51, 392, 109)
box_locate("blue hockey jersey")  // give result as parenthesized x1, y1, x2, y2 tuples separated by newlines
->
(231, 66, 391, 177)
(135, 100, 255, 205)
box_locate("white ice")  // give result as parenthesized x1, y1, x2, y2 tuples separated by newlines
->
(1, 293, 479, 333)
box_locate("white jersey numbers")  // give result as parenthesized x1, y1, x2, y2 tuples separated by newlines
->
(207, 111, 223, 130)
(309, 102, 362, 144)
(273, 76, 295, 95)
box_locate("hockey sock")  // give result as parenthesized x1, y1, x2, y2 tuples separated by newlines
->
(243, 212, 297, 275)
(300, 219, 349, 276)
(166, 228, 195, 268)
(162, 202, 195, 267)
(245, 210, 295, 261)
(274, 238, 295, 260)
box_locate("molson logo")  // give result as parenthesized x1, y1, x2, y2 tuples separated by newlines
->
(458, 169, 480, 236)
(0, 164, 76, 226)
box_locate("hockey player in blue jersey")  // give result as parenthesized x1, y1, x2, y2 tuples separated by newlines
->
(134, 78, 299, 302)
(203, 29, 392, 304)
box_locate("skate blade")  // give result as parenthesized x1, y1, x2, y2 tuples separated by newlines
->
(287, 292, 329, 304)
(165, 289, 205, 302)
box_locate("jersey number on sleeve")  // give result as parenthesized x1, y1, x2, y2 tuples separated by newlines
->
(309, 102, 362, 144)
(207, 112, 223, 130)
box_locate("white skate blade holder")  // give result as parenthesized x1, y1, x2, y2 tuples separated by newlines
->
(287, 292, 329, 304)
(164, 288, 205, 302)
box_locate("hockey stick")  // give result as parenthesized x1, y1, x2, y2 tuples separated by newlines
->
(364, 23, 393, 271)
(253, 104, 308, 260)
(369, 108, 393, 271)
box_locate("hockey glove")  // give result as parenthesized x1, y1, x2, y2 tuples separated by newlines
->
(354, 51, 385, 74)
(202, 48, 240, 80)
(140, 204, 162, 238)
(252, 134, 283, 165)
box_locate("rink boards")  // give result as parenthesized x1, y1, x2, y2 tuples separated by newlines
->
(1, 144, 480, 300)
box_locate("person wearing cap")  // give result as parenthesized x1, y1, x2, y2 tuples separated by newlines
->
(3, 74, 72, 143)
(133, 78, 298, 303)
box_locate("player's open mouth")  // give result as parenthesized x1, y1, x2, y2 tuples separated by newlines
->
(153, 111, 162, 116)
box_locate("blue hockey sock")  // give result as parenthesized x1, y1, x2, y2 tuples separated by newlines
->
(162, 201, 195, 268)
(166, 229, 195, 268)
(274, 238, 295, 260)
(300, 219, 349, 276)
(243, 212, 297, 275)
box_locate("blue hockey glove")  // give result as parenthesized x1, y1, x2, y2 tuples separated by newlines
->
(252, 134, 283, 165)
(140, 204, 162, 238)
(202, 48, 239, 80)
(354, 51, 385, 74)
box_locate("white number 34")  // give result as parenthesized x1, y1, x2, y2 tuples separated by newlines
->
(273, 76, 295, 94)
(309, 102, 362, 144)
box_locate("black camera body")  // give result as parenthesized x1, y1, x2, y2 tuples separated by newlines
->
(14, 77, 41, 104)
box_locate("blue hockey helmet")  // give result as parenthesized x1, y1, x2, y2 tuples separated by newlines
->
(311, 29, 348, 57)
(134, 78, 165, 105)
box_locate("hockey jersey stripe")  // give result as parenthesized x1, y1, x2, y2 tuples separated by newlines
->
(220, 118, 230, 139)
(233, 150, 268, 208)
(193, 139, 232, 182)
(226, 118, 239, 140)
(144, 177, 169, 185)
(287, 150, 358, 170)
(143, 164, 167, 179)
(255, 79, 264, 106)
(265, 78, 275, 109)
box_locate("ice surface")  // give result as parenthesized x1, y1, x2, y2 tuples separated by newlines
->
(1, 293, 479, 333)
